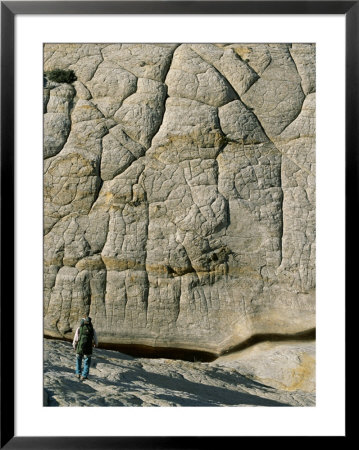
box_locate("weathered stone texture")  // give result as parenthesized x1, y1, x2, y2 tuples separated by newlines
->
(44, 338, 315, 406)
(215, 340, 316, 393)
(44, 43, 316, 355)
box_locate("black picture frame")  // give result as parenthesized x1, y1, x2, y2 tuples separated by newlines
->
(1, 1, 351, 447)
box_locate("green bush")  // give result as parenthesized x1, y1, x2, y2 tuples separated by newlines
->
(45, 69, 77, 84)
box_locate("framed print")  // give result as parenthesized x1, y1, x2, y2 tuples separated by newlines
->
(1, 1, 351, 447)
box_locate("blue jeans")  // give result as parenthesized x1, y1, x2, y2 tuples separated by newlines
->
(76, 354, 91, 378)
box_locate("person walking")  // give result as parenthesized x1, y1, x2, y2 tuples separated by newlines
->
(73, 316, 98, 381)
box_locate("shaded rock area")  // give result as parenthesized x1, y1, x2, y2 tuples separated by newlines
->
(43, 339, 315, 407)
(44, 43, 315, 356)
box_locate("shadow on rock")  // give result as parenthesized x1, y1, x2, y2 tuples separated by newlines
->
(90, 367, 289, 406)
(44, 389, 60, 407)
(203, 366, 276, 392)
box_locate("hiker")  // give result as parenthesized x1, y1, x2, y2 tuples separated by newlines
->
(73, 316, 98, 381)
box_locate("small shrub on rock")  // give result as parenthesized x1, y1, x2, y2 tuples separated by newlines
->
(45, 69, 77, 84)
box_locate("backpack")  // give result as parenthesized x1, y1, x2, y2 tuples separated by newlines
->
(76, 322, 94, 356)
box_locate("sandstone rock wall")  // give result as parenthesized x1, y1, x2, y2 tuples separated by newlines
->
(43, 43, 315, 354)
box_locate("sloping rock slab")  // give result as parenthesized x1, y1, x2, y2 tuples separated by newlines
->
(44, 339, 315, 407)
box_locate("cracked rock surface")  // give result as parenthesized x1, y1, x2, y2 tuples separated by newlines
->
(44, 43, 315, 356)
(44, 339, 315, 407)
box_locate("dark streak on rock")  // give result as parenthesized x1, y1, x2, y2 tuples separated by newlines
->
(44, 328, 315, 363)
(220, 328, 316, 356)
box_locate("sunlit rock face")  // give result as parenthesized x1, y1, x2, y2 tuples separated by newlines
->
(43, 43, 315, 354)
